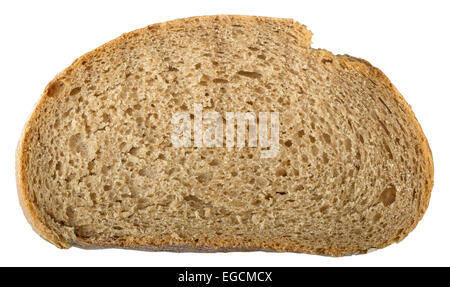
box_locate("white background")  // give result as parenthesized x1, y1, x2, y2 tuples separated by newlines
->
(0, 0, 448, 267)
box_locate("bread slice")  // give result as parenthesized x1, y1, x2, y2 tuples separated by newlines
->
(16, 15, 433, 256)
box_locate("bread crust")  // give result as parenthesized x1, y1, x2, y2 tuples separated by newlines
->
(16, 15, 433, 256)
(334, 55, 434, 245)
(16, 77, 77, 248)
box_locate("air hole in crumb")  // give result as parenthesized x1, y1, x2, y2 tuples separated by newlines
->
(128, 147, 139, 156)
(275, 168, 287, 177)
(311, 145, 319, 156)
(380, 186, 396, 206)
(70, 87, 82, 96)
(196, 173, 209, 183)
(87, 160, 95, 171)
(66, 206, 75, 222)
(373, 212, 381, 223)
(47, 80, 65, 98)
(251, 199, 261, 206)
(322, 133, 331, 144)
(237, 71, 262, 79)
(102, 113, 111, 123)
(284, 140, 292, 147)
(383, 141, 393, 159)
(319, 205, 329, 213)
(257, 54, 266, 60)
(345, 138, 352, 152)
(213, 78, 228, 83)
(167, 168, 176, 176)
(358, 133, 364, 143)
(55, 161, 62, 172)
(103, 185, 112, 191)
(101, 165, 112, 174)
(323, 153, 329, 164)
(209, 159, 220, 166)
(378, 97, 392, 114)
(199, 74, 209, 86)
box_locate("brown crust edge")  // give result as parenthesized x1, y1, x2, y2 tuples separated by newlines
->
(16, 82, 72, 248)
(15, 15, 434, 256)
(335, 55, 434, 241)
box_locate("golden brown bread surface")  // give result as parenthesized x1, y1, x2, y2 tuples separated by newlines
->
(16, 15, 433, 256)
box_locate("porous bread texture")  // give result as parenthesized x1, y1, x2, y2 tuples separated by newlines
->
(16, 15, 433, 256)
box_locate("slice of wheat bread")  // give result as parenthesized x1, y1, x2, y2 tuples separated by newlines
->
(16, 15, 433, 256)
